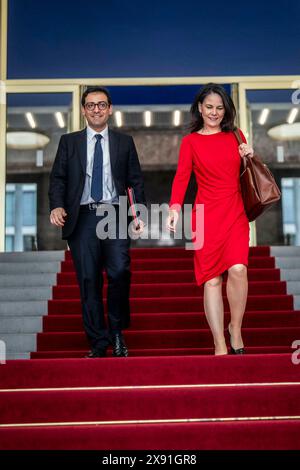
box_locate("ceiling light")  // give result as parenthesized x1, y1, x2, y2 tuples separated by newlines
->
(115, 111, 122, 127)
(25, 112, 36, 129)
(173, 110, 181, 126)
(258, 108, 269, 125)
(287, 108, 299, 124)
(144, 111, 152, 127)
(55, 112, 65, 128)
(268, 123, 300, 141)
(7, 131, 50, 149)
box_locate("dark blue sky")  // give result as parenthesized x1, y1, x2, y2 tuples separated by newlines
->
(7, 0, 300, 79)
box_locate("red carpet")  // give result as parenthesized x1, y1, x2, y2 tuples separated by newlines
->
(1, 246, 300, 449)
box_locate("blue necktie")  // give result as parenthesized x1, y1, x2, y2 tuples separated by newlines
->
(91, 134, 103, 202)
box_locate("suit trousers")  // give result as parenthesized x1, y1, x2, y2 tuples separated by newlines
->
(67, 204, 131, 351)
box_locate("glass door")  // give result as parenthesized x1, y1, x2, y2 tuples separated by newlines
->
(244, 87, 300, 245)
(4, 91, 75, 251)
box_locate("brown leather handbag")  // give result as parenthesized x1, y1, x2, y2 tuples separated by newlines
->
(234, 129, 281, 222)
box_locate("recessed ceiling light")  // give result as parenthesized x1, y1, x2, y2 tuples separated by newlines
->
(115, 111, 122, 127)
(173, 110, 181, 126)
(25, 112, 36, 129)
(55, 112, 65, 128)
(287, 108, 299, 124)
(258, 108, 270, 125)
(144, 111, 152, 127)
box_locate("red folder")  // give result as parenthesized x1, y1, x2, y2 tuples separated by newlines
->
(126, 187, 141, 230)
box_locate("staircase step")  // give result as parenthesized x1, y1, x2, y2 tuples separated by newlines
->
(0, 262, 61, 274)
(2, 419, 300, 450)
(6, 352, 31, 360)
(0, 287, 52, 301)
(31, 346, 293, 358)
(1, 354, 298, 389)
(0, 251, 65, 262)
(43, 311, 300, 332)
(52, 281, 287, 299)
(57, 268, 281, 284)
(280, 269, 300, 281)
(64, 245, 271, 260)
(276, 257, 300, 269)
(1, 418, 300, 450)
(1, 384, 299, 425)
(0, 274, 57, 287)
(271, 246, 300, 257)
(0, 334, 36, 352)
(0, 316, 43, 333)
(286, 281, 300, 295)
(61, 257, 275, 271)
(36, 327, 300, 351)
(48, 295, 294, 314)
(0, 301, 47, 316)
(294, 296, 300, 309)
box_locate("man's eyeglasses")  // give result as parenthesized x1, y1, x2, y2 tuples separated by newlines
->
(84, 101, 109, 111)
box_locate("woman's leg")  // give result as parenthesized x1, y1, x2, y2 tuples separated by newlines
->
(226, 264, 248, 349)
(203, 276, 227, 355)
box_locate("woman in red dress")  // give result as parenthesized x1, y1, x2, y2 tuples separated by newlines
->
(167, 83, 254, 356)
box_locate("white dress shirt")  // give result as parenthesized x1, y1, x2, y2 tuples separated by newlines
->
(80, 125, 118, 205)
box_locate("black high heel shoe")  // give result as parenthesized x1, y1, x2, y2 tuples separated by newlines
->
(227, 325, 245, 355)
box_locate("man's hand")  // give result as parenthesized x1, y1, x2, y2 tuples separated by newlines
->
(131, 219, 145, 236)
(50, 207, 67, 227)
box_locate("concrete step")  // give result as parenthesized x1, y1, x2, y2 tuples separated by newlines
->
(0, 316, 43, 333)
(5, 352, 31, 360)
(0, 251, 61, 359)
(0, 287, 52, 301)
(0, 251, 65, 262)
(286, 281, 300, 295)
(280, 269, 300, 281)
(0, 301, 47, 316)
(0, 334, 36, 352)
(0, 262, 61, 274)
(266, 249, 300, 310)
(271, 246, 300, 257)
(274, 257, 300, 269)
(0, 273, 57, 287)
(294, 296, 300, 310)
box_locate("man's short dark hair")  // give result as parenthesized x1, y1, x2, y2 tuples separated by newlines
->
(81, 86, 112, 107)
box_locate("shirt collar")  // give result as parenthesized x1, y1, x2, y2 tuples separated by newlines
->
(87, 125, 108, 142)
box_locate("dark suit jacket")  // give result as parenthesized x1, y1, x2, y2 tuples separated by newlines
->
(48, 128, 146, 239)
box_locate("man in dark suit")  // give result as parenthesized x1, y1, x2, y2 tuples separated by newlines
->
(49, 86, 146, 358)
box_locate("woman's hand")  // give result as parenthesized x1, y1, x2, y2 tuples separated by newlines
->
(166, 210, 179, 232)
(239, 143, 254, 158)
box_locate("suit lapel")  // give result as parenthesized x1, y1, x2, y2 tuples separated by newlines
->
(108, 128, 120, 172)
(76, 128, 87, 173)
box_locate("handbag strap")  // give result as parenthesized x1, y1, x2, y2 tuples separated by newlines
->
(233, 128, 248, 175)
(233, 128, 244, 146)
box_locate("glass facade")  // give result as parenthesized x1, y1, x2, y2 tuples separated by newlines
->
(5, 183, 37, 251)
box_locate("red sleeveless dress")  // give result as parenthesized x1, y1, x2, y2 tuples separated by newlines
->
(169, 130, 250, 286)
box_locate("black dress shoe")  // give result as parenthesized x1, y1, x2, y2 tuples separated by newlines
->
(227, 325, 245, 355)
(85, 349, 106, 358)
(111, 334, 128, 357)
